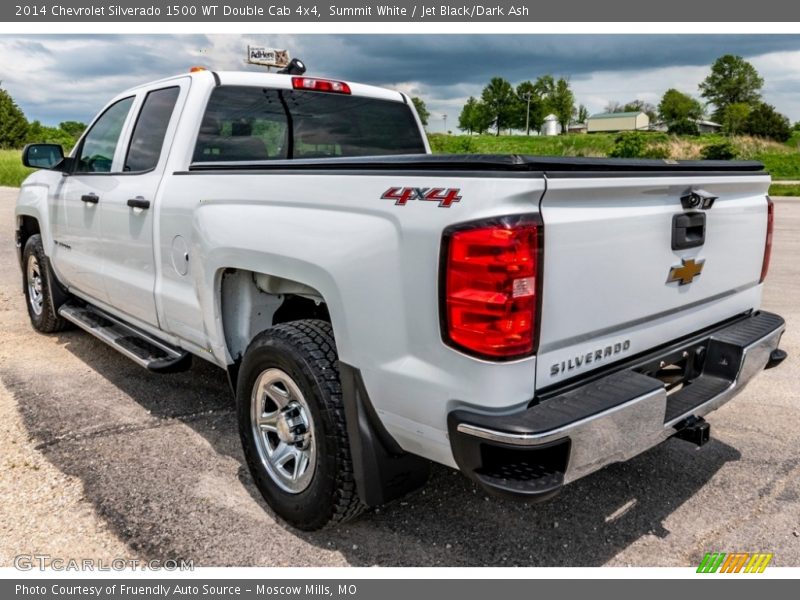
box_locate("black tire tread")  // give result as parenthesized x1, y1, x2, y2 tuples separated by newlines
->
(22, 234, 69, 334)
(243, 319, 364, 528)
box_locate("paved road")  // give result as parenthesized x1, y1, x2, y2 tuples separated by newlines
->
(0, 187, 797, 567)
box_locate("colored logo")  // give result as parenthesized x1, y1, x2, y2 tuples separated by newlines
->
(381, 187, 462, 207)
(668, 258, 705, 285)
(696, 552, 773, 573)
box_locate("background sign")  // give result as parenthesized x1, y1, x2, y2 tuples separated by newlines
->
(247, 46, 290, 68)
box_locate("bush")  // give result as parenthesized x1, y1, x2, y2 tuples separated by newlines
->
(667, 119, 700, 136)
(641, 146, 670, 159)
(609, 132, 647, 158)
(26, 121, 75, 150)
(745, 102, 792, 142)
(609, 132, 670, 159)
(701, 142, 738, 160)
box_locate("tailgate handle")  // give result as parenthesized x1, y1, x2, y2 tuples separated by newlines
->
(672, 212, 706, 250)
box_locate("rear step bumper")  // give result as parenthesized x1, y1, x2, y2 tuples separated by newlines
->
(448, 311, 786, 501)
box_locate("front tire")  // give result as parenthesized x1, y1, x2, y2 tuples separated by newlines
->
(236, 319, 364, 530)
(22, 234, 69, 333)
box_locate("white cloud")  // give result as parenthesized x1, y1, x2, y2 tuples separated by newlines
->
(2, 35, 799, 132)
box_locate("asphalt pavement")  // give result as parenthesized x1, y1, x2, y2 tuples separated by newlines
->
(0, 187, 797, 567)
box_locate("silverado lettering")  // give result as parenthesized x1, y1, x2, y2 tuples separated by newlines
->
(550, 340, 632, 377)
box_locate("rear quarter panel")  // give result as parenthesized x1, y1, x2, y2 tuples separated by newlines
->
(161, 171, 546, 466)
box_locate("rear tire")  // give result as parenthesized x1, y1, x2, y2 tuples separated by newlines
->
(22, 234, 69, 333)
(236, 319, 364, 530)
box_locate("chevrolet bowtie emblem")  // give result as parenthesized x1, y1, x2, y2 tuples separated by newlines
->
(668, 258, 705, 285)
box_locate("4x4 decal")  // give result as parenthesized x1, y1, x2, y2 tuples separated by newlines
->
(381, 187, 462, 207)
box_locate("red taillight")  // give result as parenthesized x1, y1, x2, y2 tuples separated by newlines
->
(442, 217, 541, 360)
(292, 77, 351, 94)
(760, 196, 774, 283)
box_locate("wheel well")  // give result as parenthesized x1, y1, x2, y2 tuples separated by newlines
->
(219, 269, 330, 362)
(17, 216, 40, 264)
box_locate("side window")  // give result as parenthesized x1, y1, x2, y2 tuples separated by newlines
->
(124, 86, 180, 172)
(76, 97, 134, 173)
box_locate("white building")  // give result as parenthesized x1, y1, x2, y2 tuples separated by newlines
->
(542, 114, 561, 136)
(587, 111, 650, 133)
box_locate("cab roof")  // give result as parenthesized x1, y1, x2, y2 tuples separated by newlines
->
(123, 69, 407, 104)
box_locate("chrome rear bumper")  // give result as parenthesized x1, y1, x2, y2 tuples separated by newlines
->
(448, 311, 786, 500)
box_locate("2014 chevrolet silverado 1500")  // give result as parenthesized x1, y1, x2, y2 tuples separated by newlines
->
(15, 67, 787, 530)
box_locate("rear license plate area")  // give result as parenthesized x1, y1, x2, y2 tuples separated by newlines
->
(635, 340, 710, 395)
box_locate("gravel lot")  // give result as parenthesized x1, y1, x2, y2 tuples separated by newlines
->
(0, 186, 797, 567)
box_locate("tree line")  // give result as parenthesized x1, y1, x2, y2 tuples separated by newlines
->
(0, 85, 86, 150)
(457, 75, 583, 136)
(418, 54, 795, 141)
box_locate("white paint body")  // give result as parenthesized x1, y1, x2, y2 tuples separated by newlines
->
(16, 70, 771, 469)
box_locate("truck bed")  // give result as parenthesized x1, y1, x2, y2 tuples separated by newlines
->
(186, 153, 767, 175)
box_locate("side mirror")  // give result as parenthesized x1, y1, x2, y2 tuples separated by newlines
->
(22, 144, 65, 170)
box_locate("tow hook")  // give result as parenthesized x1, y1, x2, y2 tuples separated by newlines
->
(766, 348, 787, 370)
(675, 416, 711, 447)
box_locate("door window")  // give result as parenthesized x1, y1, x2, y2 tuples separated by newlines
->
(76, 97, 134, 173)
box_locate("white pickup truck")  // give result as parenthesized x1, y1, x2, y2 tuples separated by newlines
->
(15, 67, 786, 530)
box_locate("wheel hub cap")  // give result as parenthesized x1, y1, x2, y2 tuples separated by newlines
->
(26, 255, 44, 316)
(250, 368, 316, 494)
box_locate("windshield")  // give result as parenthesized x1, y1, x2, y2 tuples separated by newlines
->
(193, 85, 426, 162)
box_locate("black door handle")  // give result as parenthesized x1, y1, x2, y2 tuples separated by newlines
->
(80, 194, 99, 204)
(127, 197, 151, 210)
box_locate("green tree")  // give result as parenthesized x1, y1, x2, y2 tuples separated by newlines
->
(480, 77, 517, 136)
(26, 121, 75, 149)
(534, 75, 556, 99)
(722, 103, 751, 136)
(411, 97, 430, 127)
(576, 104, 589, 124)
(658, 89, 703, 121)
(472, 102, 493, 134)
(458, 96, 479, 135)
(0, 87, 29, 148)
(550, 78, 575, 135)
(658, 89, 704, 134)
(58, 120, 87, 141)
(515, 81, 547, 135)
(699, 55, 764, 122)
(745, 102, 792, 142)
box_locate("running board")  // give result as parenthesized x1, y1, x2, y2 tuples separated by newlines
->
(58, 303, 191, 372)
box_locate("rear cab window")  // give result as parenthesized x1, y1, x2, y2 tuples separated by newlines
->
(193, 85, 426, 163)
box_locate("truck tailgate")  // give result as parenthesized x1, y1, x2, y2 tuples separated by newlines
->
(536, 173, 770, 390)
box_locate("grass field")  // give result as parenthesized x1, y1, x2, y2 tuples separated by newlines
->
(2, 132, 799, 188)
(768, 184, 800, 196)
(428, 132, 800, 181)
(0, 149, 33, 188)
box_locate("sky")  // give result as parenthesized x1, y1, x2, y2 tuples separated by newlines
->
(2, 34, 800, 132)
